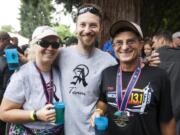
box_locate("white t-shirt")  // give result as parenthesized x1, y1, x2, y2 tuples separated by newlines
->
(58, 46, 117, 135)
(4, 61, 62, 129)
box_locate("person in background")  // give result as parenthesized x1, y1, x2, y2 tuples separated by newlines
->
(0, 26, 64, 135)
(157, 30, 180, 135)
(141, 37, 153, 64)
(11, 37, 18, 46)
(21, 44, 29, 54)
(65, 36, 78, 47)
(152, 30, 172, 50)
(172, 31, 180, 48)
(92, 20, 176, 135)
(102, 40, 116, 58)
(0, 31, 13, 135)
(20, 44, 30, 62)
(142, 37, 153, 58)
(11, 36, 24, 55)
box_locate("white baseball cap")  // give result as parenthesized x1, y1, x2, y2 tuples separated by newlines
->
(110, 20, 143, 39)
(31, 26, 59, 44)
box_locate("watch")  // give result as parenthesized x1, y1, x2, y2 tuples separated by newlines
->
(33, 110, 38, 121)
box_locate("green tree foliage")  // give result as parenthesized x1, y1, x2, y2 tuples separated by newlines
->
(54, 24, 74, 42)
(0, 25, 14, 32)
(55, 0, 81, 12)
(141, 0, 180, 36)
(20, 0, 55, 38)
(55, 0, 180, 37)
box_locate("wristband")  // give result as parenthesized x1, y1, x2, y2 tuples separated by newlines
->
(95, 108, 104, 115)
(30, 111, 35, 121)
(33, 110, 38, 121)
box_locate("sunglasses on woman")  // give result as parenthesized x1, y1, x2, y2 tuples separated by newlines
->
(36, 40, 61, 49)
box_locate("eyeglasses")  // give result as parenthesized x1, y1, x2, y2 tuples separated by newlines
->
(77, 6, 101, 18)
(113, 38, 139, 47)
(36, 40, 61, 49)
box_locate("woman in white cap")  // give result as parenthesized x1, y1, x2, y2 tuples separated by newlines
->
(0, 26, 64, 135)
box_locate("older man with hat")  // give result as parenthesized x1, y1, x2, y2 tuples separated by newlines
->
(97, 20, 176, 135)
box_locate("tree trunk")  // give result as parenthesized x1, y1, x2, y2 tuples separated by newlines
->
(81, 0, 141, 48)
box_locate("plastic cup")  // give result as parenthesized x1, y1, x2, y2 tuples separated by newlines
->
(4, 48, 19, 70)
(54, 102, 65, 125)
(94, 116, 108, 135)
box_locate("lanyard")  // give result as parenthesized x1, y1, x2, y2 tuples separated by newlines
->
(34, 63, 59, 104)
(116, 61, 141, 112)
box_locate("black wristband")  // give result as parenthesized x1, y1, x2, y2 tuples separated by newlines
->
(33, 110, 38, 121)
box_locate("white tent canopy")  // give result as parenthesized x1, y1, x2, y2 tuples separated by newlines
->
(8, 32, 29, 46)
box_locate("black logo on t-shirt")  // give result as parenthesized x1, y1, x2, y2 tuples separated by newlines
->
(71, 64, 89, 87)
(69, 64, 89, 96)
